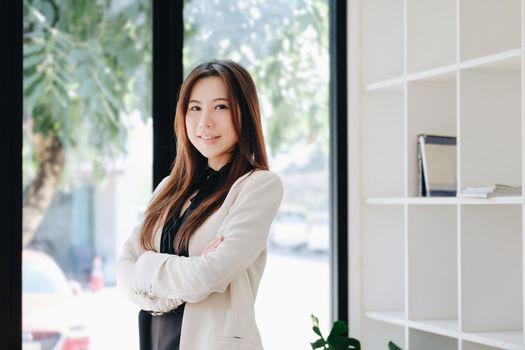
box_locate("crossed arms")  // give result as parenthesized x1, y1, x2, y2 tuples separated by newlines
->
(116, 171, 283, 313)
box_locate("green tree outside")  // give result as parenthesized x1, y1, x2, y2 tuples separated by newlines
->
(22, 0, 329, 245)
(23, 0, 152, 245)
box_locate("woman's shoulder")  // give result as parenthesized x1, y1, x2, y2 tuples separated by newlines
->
(232, 169, 283, 194)
(154, 168, 283, 198)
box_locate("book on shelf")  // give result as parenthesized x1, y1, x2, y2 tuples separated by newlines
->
(418, 134, 457, 197)
(460, 184, 522, 198)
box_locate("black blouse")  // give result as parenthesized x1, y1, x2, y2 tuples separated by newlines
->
(139, 161, 232, 350)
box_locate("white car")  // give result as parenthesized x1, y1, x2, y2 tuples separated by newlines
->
(22, 250, 90, 350)
(268, 211, 309, 250)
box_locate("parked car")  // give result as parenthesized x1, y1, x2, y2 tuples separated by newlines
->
(22, 249, 90, 350)
(268, 211, 309, 250)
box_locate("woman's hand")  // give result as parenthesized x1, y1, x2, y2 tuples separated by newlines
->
(131, 294, 183, 314)
(202, 235, 224, 255)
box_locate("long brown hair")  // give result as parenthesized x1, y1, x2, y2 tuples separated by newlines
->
(139, 59, 269, 254)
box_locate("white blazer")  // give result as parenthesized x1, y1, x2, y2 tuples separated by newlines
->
(116, 169, 284, 350)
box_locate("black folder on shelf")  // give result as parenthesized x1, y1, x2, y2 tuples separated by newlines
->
(418, 134, 457, 197)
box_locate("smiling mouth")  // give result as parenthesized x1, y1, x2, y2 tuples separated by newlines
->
(199, 136, 220, 145)
(200, 136, 220, 140)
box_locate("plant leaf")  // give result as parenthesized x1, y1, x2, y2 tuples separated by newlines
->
(311, 314, 320, 327)
(312, 325, 323, 338)
(326, 320, 349, 341)
(23, 70, 45, 92)
(388, 341, 402, 350)
(310, 339, 326, 349)
(23, 52, 45, 70)
(348, 337, 361, 350)
(24, 76, 48, 107)
(328, 336, 361, 350)
(24, 42, 46, 56)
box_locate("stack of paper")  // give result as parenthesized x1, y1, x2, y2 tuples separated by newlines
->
(460, 184, 522, 198)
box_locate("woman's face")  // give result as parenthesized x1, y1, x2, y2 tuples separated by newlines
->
(185, 76, 238, 170)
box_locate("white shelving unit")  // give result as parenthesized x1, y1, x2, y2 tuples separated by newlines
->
(356, 0, 525, 349)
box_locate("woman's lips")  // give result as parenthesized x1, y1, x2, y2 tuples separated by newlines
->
(200, 136, 220, 144)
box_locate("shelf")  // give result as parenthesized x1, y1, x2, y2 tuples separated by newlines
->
(462, 331, 524, 350)
(408, 319, 459, 339)
(366, 311, 459, 338)
(365, 197, 524, 205)
(406, 197, 458, 205)
(410, 328, 458, 350)
(459, 49, 522, 71)
(364, 315, 406, 350)
(366, 311, 525, 349)
(366, 310, 406, 327)
(366, 76, 404, 91)
(407, 68, 456, 83)
(459, 197, 524, 205)
(365, 197, 406, 205)
(357, 0, 524, 347)
(365, 49, 522, 91)
(462, 341, 503, 350)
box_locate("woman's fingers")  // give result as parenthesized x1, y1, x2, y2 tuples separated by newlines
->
(203, 238, 221, 254)
(202, 235, 224, 254)
(203, 238, 219, 251)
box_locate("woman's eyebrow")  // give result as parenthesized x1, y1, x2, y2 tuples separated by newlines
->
(189, 97, 228, 104)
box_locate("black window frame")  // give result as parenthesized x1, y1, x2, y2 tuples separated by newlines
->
(329, 0, 349, 325)
(3, 0, 347, 346)
(2, 0, 23, 348)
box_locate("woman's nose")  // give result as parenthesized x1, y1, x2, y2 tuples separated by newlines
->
(198, 109, 213, 127)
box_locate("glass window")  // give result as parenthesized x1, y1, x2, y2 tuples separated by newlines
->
(22, 1, 152, 348)
(184, 0, 331, 347)
(22, 0, 331, 348)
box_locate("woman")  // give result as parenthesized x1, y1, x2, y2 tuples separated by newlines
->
(116, 59, 284, 350)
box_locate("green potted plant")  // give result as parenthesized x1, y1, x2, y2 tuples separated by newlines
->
(310, 315, 402, 350)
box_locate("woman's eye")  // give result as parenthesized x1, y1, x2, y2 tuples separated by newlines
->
(215, 104, 228, 110)
(189, 105, 200, 111)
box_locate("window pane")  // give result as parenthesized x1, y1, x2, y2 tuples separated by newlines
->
(184, 0, 331, 348)
(22, 1, 152, 349)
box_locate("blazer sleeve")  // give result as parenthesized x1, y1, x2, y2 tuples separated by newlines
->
(129, 171, 284, 303)
(115, 176, 185, 311)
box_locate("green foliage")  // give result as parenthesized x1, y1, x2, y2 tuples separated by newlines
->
(388, 341, 402, 350)
(310, 315, 361, 350)
(23, 0, 330, 187)
(310, 315, 402, 350)
(23, 0, 152, 185)
(184, 0, 330, 157)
